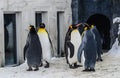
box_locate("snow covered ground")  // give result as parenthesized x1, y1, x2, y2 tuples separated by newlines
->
(0, 38, 120, 78)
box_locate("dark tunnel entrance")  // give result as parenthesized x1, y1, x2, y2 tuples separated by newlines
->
(87, 14, 111, 50)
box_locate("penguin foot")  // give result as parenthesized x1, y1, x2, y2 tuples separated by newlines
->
(74, 63, 82, 68)
(100, 59, 103, 61)
(69, 65, 75, 69)
(44, 65, 49, 68)
(44, 61, 49, 68)
(82, 69, 89, 72)
(96, 58, 103, 62)
(34, 68, 39, 71)
(34, 66, 39, 71)
(89, 68, 95, 72)
(27, 69, 33, 71)
(39, 63, 43, 67)
(26, 67, 33, 71)
(69, 66, 75, 69)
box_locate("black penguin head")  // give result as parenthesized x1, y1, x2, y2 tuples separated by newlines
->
(90, 24, 94, 28)
(72, 24, 77, 29)
(72, 23, 83, 29)
(29, 25, 36, 33)
(83, 23, 90, 31)
(39, 23, 45, 28)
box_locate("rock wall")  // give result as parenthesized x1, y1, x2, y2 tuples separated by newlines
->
(71, 0, 120, 49)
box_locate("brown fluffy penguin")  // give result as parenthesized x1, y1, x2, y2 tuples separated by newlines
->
(90, 25, 103, 61)
(78, 24, 97, 72)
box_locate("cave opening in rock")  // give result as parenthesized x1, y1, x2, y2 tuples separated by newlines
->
(87, 14, 111, 50)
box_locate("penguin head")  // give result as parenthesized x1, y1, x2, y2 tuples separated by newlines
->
(68, 25, 75, 30)
(83, 23, 90, 31)
(69, 25, 73, 29)
(71, 24, 78, 29)
(29, 25, 36, 33)
(39, 23, 45, 28)
(90, 25, 94, 28)
(69, 23, 83, 29)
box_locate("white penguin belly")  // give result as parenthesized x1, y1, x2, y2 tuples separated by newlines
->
(38, 33, 52, 62)
(68, 29, 82, 65)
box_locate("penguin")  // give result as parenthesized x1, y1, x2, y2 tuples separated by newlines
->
(37, 23, 53, 68)
(90, 25, 103, 61)
(65, 24, 82, 69)
(78, 25, 97, 72)
(24, 25, 42, 71)
(64, 26, 73, 64)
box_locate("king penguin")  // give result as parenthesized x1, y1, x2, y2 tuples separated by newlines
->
(65, 24, 82, 69)
(37, 23, 53, 68)
(90, 25, 103, 61)
(78, 24, 97, 72)
(24, 25, 42, 71)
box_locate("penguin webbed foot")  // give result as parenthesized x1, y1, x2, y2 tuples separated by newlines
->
(33, 65, 39, 71)
(39, 62, 43, 67)
(34, 68, 39, 71)
(100, 59, 103, 61)
(82, 68, 89, 72)
(69, 63, 81, 69)
(96, 58, 103, 62)
(69, 65, 75, 69)
(82, 68, 95, 72)
(89, 68, 95, 72)
(27, 68, 33, 71)
(44, 61, 49, 68)
(74, 63, 82, 68)
(27, 67, 33, 71)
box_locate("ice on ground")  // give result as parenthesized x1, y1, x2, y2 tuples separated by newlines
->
(108, 38, 120, 57)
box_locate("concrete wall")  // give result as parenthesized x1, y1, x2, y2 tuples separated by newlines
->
(0, 0, 72, 66)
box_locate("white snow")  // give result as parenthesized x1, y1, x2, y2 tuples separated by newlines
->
(108, 38, 120, 57)
(113, 17, 120, 24)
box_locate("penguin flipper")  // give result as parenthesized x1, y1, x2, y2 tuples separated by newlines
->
(77, 45, 83, 63)
(67, 41, 74, 58)
(23, 34, 30, 60)
(23, 44, 28, 60)
(77, 38, 85, 63)
(64, 41, 68, 63)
